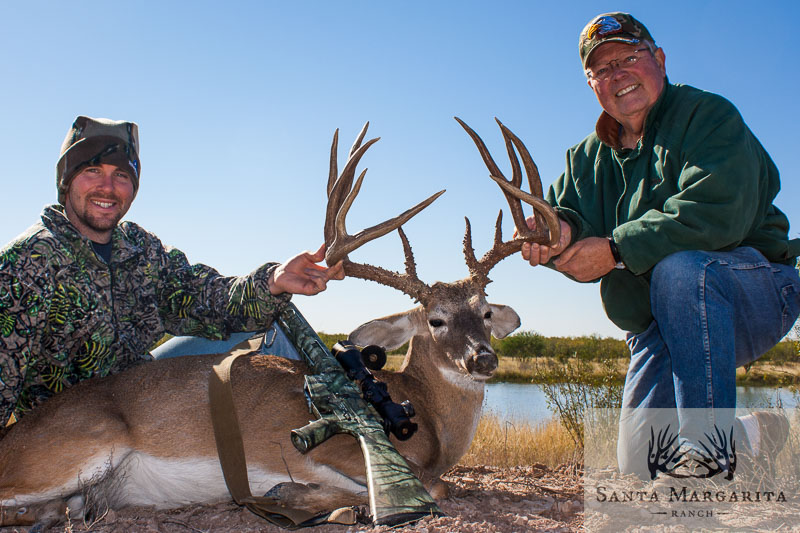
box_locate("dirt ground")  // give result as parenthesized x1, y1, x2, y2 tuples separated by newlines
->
(8, 464, 584, 533)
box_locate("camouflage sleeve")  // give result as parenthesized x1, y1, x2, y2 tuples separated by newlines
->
(0, 252, 47, 426)
(154, 242, 292, 340)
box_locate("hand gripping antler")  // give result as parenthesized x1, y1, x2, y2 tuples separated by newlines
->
(455, 117, 561, 288)
(324, 122, 445, 303)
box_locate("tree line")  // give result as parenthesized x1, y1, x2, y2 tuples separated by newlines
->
(492, 331, 799, 364)
(320, 329, 799, 364)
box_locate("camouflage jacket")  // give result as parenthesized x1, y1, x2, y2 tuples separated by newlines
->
(0, 205, 291, 424)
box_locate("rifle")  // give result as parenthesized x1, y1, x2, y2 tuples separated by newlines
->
(276, 302, 442, 527)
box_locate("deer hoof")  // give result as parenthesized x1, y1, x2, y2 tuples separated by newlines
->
(426, 478, 451, 500)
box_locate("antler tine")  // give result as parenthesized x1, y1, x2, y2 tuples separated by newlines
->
(455, 116, 537, 244)
(349, 121, 370, 158)
(324, 135, 380, 247)
(327, 128, 339, 198)
(342, 225, 429, 304)
(497, 120, 522, 191)
(457, 117, 560, 246)
(490, 175, 560, 247)
(462, 216, 480, 276)
(494, 120, 560, 246)
(463, 211, 530, 288)
(397, 226, 419, 280)
(454, 117, 506, 183)
(494, 119, 561, 247)
(494, 119, 530, 240)
(478, 210, 525, 274)
(327, 186, 445, 265)
(331, 166, 369, 252)
(457, 117, 564, 287)
(322, 124, 444, 303)
(496, 119, 543, 198)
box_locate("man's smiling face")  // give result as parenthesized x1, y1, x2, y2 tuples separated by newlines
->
(64, 163, 135, 243)
(587, 41, 666, 128)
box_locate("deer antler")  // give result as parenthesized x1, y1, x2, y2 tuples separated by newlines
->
(324, 123, 445, 303)
(455, 117, 561, 288)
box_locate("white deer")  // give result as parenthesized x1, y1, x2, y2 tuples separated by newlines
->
(0, 119, 559, 528)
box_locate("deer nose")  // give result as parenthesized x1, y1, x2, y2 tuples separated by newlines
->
(468, 349, 498, 376)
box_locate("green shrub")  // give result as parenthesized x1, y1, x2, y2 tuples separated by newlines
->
(537, 357, 623, 448)
(759, 340, 800, 364)
(495, 330, 546, 359)
(495, 332, 628, 361)
(316, 331, 347, 351)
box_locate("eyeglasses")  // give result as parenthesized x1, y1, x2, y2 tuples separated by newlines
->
(586, 48, 651, 82)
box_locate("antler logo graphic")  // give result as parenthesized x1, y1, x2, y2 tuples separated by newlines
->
(648, 424, 684, 480)
(647, 424, 736, 481)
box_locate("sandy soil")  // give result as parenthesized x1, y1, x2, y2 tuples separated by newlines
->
(8, 464, 584, 533)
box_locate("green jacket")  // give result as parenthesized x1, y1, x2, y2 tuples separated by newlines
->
(0, 205, 291, 424)
(549, 82, 800, 333)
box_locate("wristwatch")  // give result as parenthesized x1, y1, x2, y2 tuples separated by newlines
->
(607, 237, 626, 270)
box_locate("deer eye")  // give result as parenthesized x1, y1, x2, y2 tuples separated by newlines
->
(484, 311, 492, 319)
(429, 319, 444, 328)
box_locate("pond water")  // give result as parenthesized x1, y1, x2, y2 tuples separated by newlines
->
(483, 383, 799, 425)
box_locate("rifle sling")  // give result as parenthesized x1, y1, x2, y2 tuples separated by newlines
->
(208, 352, 358, 529)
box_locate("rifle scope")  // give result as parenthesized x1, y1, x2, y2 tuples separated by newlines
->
(332, 341, 417, 441)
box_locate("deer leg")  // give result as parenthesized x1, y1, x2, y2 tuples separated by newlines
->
(0, 498, 70, 529)
(403, 459, 450, 501)
(262, 481, 367, 516)
(0, 407, 133, 522)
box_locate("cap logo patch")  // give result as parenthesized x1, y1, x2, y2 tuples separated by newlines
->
(587, 16, 622, 40)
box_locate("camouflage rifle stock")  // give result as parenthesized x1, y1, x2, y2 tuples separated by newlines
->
(276, 303, 442, 527)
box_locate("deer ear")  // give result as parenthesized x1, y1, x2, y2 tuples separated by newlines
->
(488, 304, 520, 339)
(348, 309, 420, 350)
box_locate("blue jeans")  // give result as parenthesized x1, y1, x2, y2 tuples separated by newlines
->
(151, 323, 301, 360)
(617, 247, 800, 477)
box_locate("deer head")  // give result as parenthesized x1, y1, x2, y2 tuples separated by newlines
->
(324, 119, 559, 382)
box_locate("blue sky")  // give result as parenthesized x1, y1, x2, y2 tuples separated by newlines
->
(1, 1, 798, 339)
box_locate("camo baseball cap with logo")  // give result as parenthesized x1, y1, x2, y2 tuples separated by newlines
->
(56, 116, 141, 204)
(579, 13, 655, 69)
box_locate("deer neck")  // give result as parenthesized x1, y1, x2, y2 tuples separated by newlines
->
(393, 334, 485, 474)
(399, 334, 485, 402)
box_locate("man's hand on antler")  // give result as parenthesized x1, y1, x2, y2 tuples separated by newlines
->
(268, 244, 345, 296)
(518, 215, 572, 266)
(552, 237, 616, 281)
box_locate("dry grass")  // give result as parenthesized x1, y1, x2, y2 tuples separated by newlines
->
(492, 356, 629, 384)
(461, 413, 579, 468)
(776, 407, 800, 477)
(382, 354, 582, 466)
(384, 354, 404, 371)
(386, 354, 630, 384)
(737, 362, 800, 386)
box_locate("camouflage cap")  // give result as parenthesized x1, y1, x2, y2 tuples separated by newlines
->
(579, 13, 655, 69)
(56, 116, 141, 204)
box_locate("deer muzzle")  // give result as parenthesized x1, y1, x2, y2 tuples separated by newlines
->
(466, 348, 498, 379)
